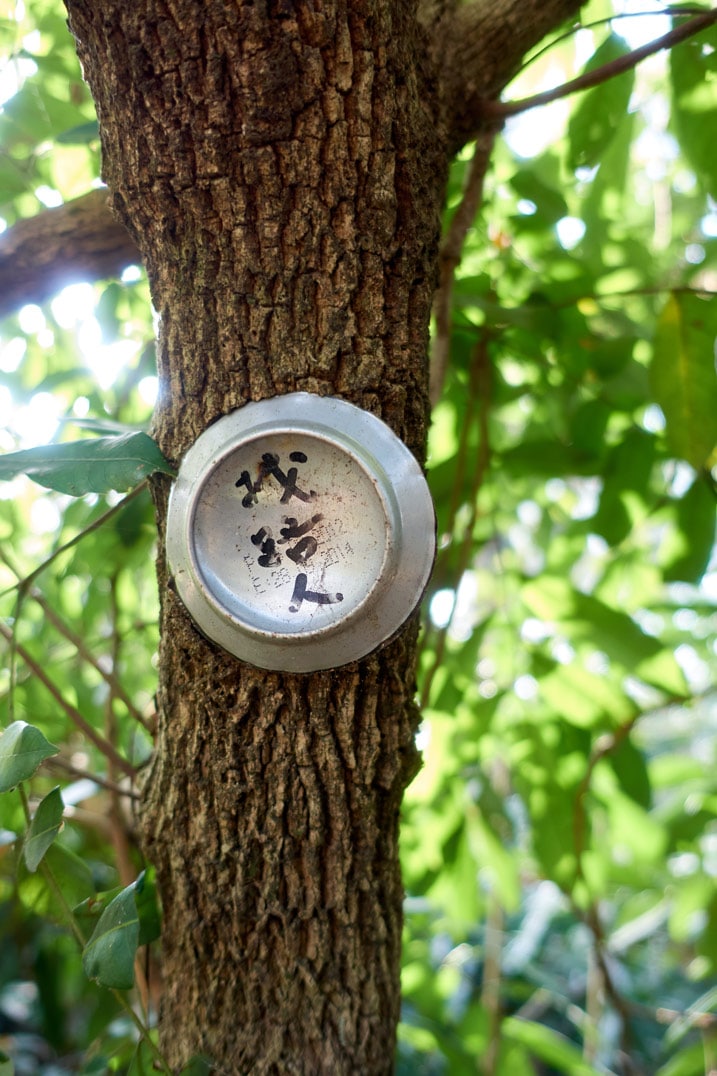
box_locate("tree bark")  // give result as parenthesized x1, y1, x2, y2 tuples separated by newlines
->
(62, 0, 583, 1070)
(65, 2, 440, 1071)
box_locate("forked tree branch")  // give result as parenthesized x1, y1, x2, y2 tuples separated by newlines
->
(433, 0, 586, 152)
(481, 7, 717, 121)
(1, 2, 712, 324)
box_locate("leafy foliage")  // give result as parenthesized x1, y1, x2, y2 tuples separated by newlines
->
(82, 873, 160, 991)
(1, 1, 716, 1074)
(0, 433, 175, 494)
(23, 785, 63, 871)
(0, 722, 57, 793)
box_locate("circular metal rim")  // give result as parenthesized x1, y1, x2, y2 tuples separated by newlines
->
(166, 392, 435, 672)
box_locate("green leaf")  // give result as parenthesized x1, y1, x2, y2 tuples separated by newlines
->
(568, 34, 635, 171)
(180, 1058, 213, 1076)
(665, 477, 717, 583)
(56, 120, 100, 144)
(0, 1050, 13, 1076)
(511, 166, 568, 225)
(82, 880, 141, 990)
(592, 428, 655, 546)
(18, 842, 95, 920)
(0, 432, 176, 495)
(502, 1017, 602, 1075)
(655, 1040, 708, 1076)
(23, 785, 64, 872)
(73, 887, 124, 931)
(609, 737, 651, 809)
(127, 1039, 157, 1075)
(537, 663, 634, 728)
(670, 21, 717, 196)
(650, 293, 717, 468)
(134, 868, 161, 946)
(0, 721, 58, 793)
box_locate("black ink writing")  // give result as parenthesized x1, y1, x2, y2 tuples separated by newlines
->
(288, 573, 344, 613)
(236, 451, 316, 506)
(278, 513, 323, 543)
(250, 526, 281, 568)
(242, 553, 268, 595)
(235, 469, 258, 508)
(286, 535, 318, 565)
(250, 510, 325, 569)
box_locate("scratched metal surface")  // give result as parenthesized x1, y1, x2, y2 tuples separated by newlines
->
(166, 393, 434, 672)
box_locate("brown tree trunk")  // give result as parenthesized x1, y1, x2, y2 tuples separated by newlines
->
(63, 0, 582, 1070)
(65, 2, 441, 1071)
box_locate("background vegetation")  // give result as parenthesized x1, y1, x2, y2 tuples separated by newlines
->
(0, 0, 715, 1073)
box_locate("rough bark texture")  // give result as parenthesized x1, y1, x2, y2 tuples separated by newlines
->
(61, 0, 583, 1071)
(65, 2, 441, 1071)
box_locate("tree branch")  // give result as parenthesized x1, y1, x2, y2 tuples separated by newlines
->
(0, 188, 140, 320)
(430, 128, 497, 405)
(0, 618, 136, 777)
(432, 0, 586, 153)
(481, 7, 717, 121)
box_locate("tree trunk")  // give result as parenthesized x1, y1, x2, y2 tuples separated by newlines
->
(63, 0, 582, 1070)
(65, 2, 440, 1070)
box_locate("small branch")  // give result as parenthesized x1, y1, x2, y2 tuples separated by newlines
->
(0, 619, 136, 778)
(435, 0, 585, 153)
(430, 128, 497, 406)
(0, 188, 141, 320)
(481, 891, 505, 1076)
(106, 572, 139, 887)
(45, 755, 140, 800)
(572, 712, 641, 884)
(571, 695, 689, 883)
(583, 903, 641, 1073)
(0, 547, 152, 732)
(420, 331, 493, 708)
(0, 482, 148, 600)
(481, 8, 717, 121)
(518, 6, 711, 76)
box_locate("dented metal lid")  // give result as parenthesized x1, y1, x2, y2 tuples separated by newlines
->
(165, 392, 435, 672)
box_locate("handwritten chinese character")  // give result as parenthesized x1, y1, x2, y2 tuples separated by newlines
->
(288, 573, 344, 614)
(278, 513, 324, 543)
(236, 451, 316, 506)
(250, 526, 281, 568)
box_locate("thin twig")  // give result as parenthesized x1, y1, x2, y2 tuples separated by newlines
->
(0, 481, 149, 600)
(421, 333, 493, 708)
(584, 904, 642, 1074)
(45, 755, 139, 800)
(481, 9, 717, 121)
(105, 571, 139, 887)
(572, 712, 641, 880)
(481, 891, 505, 1076)
(519, 6, 711, 76)
(572, 692, 690, 882)
(430, 128, 498, 406)
(0, 619, 136, 778)
(0, 549, 152, 732)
